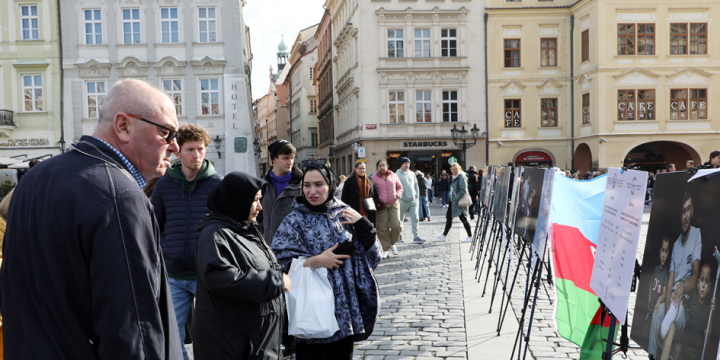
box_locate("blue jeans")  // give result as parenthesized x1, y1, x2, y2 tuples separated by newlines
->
(168, 277, 197, 360)
(419, 195, 430, 219)
(441, 191, 449, 206)
(428, 188, 434, 201)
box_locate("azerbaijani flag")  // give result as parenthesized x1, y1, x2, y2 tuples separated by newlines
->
(549, 173, 606, 346)
(578, 305, 620, 360)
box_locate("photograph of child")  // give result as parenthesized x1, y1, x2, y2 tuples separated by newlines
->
(631, 172, 720, 360)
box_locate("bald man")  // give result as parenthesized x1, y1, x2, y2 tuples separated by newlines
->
(0, 79, 183, 360)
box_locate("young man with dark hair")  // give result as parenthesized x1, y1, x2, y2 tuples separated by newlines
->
(151, 123, 222, 360)
(706, 150, 720, 168)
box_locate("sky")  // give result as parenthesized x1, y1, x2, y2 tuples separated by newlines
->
(244, 0, 326, 101)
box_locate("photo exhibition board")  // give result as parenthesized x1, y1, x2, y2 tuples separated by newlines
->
(507, 166, 524, 229)
(482, 166, 496, 206)
(492, 166, 512, 223)
(589, 168, 648, 325)
(479, 166, 489, 206)
(514, 168, 555, 257)
(631, 172, 720, 360)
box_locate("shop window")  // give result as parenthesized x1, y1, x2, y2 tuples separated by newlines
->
(582, 93, 590, 124)
(670, 88, 707, 120)
(504, 99, 521, 128)
(617, 89, 654, 121)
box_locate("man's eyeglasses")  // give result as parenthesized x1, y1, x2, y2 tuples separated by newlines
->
(126, 114, 177, 144)
(301, 158, 329, 168)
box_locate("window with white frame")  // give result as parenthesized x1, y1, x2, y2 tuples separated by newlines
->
(387, 29, 404, 58)
(84, 9, 102, 45)
(122, 9, 141, 44)
(200, 78, 220, 115)
(21, 5, 39, 40)
(416, 90, 431, 122)
(161, 8, 179, 43)
(389, 91, 405, 123)
(441, 29, 457, 57)
(442, 91, 458, 122)
(163, 79, 182, 116)
(86, 81, 105, 118)
(198, 7, 217, 43)
(414, 29, 431, 57)
(23, 75, 43, 112)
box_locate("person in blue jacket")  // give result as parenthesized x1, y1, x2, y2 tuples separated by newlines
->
(151, 123, 222, 360)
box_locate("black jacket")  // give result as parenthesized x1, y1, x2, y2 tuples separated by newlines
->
(194, 213, 284, 360)
(0, 136, 182, 360)
(467, 169, 479, 200)
(439, 177, 451, 192)
(258, 166, 303, 245)
(341, 174, 379, 225)
(416, 174, 428, 196)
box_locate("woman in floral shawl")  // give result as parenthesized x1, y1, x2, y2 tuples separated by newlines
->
(271, 160, 381, 360)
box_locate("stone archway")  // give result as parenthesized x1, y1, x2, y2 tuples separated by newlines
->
(573, 143, 592, 174)
(623, 141, 701, 172)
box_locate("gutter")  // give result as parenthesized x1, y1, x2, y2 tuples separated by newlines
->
(484, 12, 490, 166)
(570, 15, 575, 170)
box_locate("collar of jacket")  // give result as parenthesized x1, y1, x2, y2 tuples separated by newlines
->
(265, 166, 303, 192)
(71, 135, 138, 185)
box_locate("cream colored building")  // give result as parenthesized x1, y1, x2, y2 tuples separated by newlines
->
(324, 0, 486, 178)
(0, 0, 64, 159)
(487, 0, 720, 173)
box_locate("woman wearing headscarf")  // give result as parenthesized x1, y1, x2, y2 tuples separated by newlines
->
(341, 161, 379, 225)
(271, 160, 381, 360)
(435, 163, 473, 243)
(193, 172, 291, 360)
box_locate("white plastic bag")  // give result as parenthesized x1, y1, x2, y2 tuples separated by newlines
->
(285, 257, 340, 339)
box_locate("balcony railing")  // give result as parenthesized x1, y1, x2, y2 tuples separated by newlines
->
(0, 110, 14, 127)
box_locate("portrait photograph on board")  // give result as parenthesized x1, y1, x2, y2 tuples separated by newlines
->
(479, 166, 489, 207)
(631, 172, 720, 360)
(492, 166, 511, 223)
(513, 167, 546, 243)
(482, 166, 496, 206)
(507, 166, 524, 229)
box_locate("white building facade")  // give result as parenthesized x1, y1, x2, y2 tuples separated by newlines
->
(60, 0, 255, 175)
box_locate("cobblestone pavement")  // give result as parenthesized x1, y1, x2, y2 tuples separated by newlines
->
(185, 201, 654, 360)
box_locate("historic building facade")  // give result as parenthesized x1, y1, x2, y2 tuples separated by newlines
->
(0, 0, 64, 159)
(255, 63, 290, 175)
(316, 10, 334, 161)
(486, 0, 720, 173)
(324, 0, 486, 178)
(60, 0, 255, 175)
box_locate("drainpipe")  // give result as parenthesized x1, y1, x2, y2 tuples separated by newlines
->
(484, 12, 489, 166)
(57, 0, 65, 152)
(570, 15, 575, 170)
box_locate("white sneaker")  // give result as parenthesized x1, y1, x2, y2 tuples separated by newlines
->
(461, 236, 473, 243)
(381, 250, 388, 259)
(391, 245, 399, 255)
(387, 251, 394, 258)
(435, 234, 447, 241)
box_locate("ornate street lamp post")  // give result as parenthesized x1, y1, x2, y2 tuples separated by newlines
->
(450, 124, 480, 169)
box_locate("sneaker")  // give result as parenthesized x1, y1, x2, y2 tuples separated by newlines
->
(381, 250, 389, 259)
(404, 217, 409, 222)
(461, 236, 473, 243)
(427, 217, 431, 221)
(412, 237, 426, 244)
(398, 235, 405, 243)
(391, 245, 399, 255)
(435, 234, 447, 241)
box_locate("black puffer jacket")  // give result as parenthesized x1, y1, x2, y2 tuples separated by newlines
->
(416, 173, 428, 197)
(466, 169, 479, 200)
(194, 213, 285, 360)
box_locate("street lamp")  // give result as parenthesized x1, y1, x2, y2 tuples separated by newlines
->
(214, 135, 222, 159)
(450, 123, 480, 168)
(253, 138, 260, 156)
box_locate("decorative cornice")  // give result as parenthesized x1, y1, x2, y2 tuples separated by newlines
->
(613, 68, 661, 79)
(665, 67, 713, 78)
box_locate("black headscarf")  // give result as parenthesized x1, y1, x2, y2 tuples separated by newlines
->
(298, 164, 337, 213)
(207, 171, 266, 223)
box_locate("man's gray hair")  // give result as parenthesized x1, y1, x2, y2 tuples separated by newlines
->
(98, 79, 169, 129)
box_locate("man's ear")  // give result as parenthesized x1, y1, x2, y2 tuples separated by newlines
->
(114, 113, 132, 144)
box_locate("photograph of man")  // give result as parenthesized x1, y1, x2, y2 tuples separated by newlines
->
(513, 168, 544, 243)
(649, 191, 702, 360)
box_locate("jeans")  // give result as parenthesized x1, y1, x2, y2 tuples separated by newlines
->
(441, 191, 449, 206)
(419, 195, 430, 219)
(168, 277, 197, 360)
(428, 188, 434, 201)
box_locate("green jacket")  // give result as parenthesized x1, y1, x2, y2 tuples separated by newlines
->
(168, 160, 217, 196)
(396, 168, 419, 203)
(449, 172, 469, 218)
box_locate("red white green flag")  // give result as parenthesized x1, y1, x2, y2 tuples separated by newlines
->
(579, 305, 621, 360)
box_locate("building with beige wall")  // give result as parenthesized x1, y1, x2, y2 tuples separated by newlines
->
(324, 0, 486, 178)
(0, 0, 64, 160)
(487, 0, 720, 173)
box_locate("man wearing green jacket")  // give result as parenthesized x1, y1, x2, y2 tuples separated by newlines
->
(396, 157, 426, 244)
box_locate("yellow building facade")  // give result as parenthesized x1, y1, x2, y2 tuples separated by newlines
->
(487, 0, 720, 173)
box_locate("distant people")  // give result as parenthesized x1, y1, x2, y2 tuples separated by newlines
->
(662, 169, 667, 173)
(341, 161, 379, 225)
(271, 161, 381, 360)
(194, 172, 290, 360)
(685, 160, 694, 169)
(416, 170, 430, 222)
(151, 123, 222, 360)
(645, 173, 655, 207)
(667, 164, 676, 172)
(396, 158, 426, 244)
(336, 174, 347, 198)
(426, 173, 434, 203)
(466, 166, 478, 220)
(703, 150, 720, 168)
(372, 160, 403, 259)
(0, 79, 182, 359)
(572, 172, 580, 180)
(439, 173, 450, 208)
(435, 163, 473, 243)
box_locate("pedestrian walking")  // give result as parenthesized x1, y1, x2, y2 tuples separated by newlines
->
(151, 123, 222, 360)
(372, 159, 404, 259)
(194, 172, 291, 360)
(416, 170, 430, 221)
(271, 160, 381, 360)
(466, 166, 479, 220)
(436, 163, 473, 243)
(426, 173, 434, 203)
(439, 173, 450, 207)
(396, 158, 426, 244)
(341, 161, 379, 225)
(0, 79, 183, 359)
(258, 139, 302, 359)
(336, 175, 347, 198)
